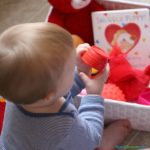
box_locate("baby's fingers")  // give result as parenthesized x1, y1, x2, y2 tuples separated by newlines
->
(77, 43, 90, 50)
(79, 72, 90, 85)
(94, 65, 109, 83)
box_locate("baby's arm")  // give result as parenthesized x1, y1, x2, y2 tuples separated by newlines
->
(78, 95, 104, 145)
(71, 69, 108, 148)
(69, 44, 91, 98)
(59, 68, 108, 149)
(57, 64, 108, 149)
(56, 95, 104, 150)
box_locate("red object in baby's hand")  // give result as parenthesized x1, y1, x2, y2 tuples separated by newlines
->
(81, 46, 109, 73)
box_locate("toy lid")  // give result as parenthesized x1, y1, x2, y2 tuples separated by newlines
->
(81, 46, 109, 71)
(91, 46, 109, 58)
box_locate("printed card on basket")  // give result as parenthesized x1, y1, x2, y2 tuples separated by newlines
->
(92, 8, 150, 69)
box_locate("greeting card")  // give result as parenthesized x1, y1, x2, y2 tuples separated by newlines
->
(92, 8, 150, 69)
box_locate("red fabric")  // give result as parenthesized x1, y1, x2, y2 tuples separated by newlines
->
(107, 46, 150, 101)
(48, 0, 105, 44)
(108, 55, 135, 83)
(0, 102, 5, 134)
(144, 65, 150, 76)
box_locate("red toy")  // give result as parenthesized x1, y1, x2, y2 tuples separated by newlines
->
(47, 0, 105, 45)
(81, 46, 109, 73)
(107, 45, 150, 101)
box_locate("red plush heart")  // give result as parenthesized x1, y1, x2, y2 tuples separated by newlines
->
(105, 23, 141, 54)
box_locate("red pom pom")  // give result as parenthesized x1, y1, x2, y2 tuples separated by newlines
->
(101, 83, 126, 101)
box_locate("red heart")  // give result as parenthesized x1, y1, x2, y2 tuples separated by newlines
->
(105, 23, 141, 54)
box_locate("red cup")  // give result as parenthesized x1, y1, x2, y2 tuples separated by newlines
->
(81, 46, 109, 72)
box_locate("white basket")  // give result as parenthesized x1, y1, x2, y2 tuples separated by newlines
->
(75, 96, 150, 132)
(104, 99, 150, 131)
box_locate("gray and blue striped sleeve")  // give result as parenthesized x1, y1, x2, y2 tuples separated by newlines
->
(56, 95, 104, 150)
(69, 70, 85, 98)
(78, 95, 104, 144)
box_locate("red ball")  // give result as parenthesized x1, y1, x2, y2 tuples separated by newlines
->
(102, 83, 126, 101)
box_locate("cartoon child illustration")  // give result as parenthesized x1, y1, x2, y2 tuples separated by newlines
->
(111, 29, 136, 53)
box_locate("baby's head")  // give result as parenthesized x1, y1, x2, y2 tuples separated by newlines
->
(0, 23, 75, 105)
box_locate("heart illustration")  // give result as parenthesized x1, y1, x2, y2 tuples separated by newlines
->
(105, 23, 141, 54)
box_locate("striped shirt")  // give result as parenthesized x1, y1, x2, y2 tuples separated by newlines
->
(0, 73, 104, 150)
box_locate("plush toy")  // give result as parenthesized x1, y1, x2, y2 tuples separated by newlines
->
(107, 45, 150, 101)
(47, 0, 105, 45)
(72, 34, 84, 47)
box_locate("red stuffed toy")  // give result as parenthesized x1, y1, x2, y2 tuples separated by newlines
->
(47, 0, 105, 45)
(107, 45, 150, 101)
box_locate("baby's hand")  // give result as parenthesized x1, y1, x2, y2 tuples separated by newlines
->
(79, 65, 109, 95)
(76, 43, 91, 74)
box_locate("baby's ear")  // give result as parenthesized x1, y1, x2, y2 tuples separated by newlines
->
(43, 92, 56, 104)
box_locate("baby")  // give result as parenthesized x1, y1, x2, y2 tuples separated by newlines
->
(0, 22, 130, 150)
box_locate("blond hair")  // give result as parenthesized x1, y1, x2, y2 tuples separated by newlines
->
(0, 23, 74, 104)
